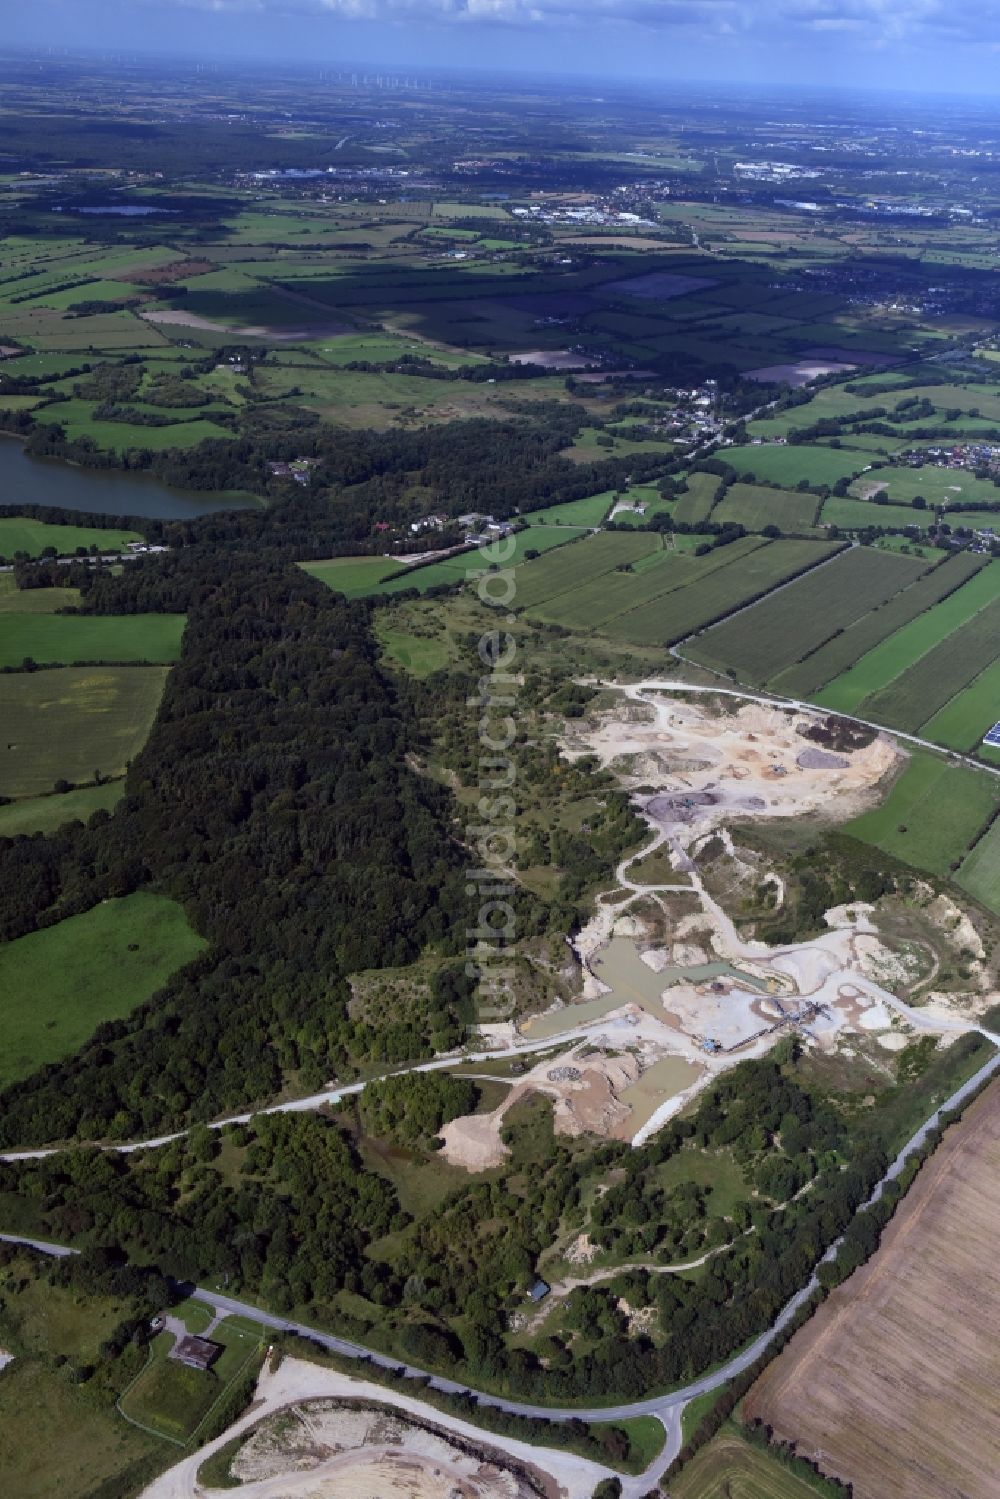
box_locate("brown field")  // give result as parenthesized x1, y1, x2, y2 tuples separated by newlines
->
(745, 1079, 1000, 1499)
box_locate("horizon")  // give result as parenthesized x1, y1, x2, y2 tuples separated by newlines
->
(5, 1, 1000, 98)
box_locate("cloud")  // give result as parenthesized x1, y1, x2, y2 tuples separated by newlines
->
(128, 0, 1000, 48)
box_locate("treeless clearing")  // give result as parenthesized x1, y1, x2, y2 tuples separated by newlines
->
(744, 1079, 1000, 1499)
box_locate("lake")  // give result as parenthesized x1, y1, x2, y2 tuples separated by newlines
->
(0, 438, 261, 520)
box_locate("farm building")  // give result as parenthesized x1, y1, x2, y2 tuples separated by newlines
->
(169, 1335, 221, 1372)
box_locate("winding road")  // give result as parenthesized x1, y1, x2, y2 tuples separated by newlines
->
(4, 1039, 999, 1497)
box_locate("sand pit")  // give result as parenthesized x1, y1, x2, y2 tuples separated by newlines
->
(440, 1016, 698, 1169)
(563, 690, 899, 845)
(228, 1400, 536, 1498)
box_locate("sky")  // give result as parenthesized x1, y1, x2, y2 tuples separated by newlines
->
(5, 0, 1000, 94)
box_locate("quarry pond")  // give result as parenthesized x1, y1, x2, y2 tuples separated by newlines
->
(0, 436, 261, 520)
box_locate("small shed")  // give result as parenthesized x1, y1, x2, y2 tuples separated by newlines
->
(527, 1279, 551, 1304)
(170, 1335, 221, 1372)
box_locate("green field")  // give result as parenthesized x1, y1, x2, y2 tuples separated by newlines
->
(848, 751, 1000, 877)
(0, 517, 142, 559)
(674, 470, 721, 526)
(611, 539, 840, 647)
(920, 657, 1000, 751)
(688, 546, 920, 684)
(511, 530, 664, 613)
(0, 893, 206, 1089)
(0, 780, 123, 836)
(522, 490, 615, 527)
(819, 494, 928, 530)
(956, 818, 1000, 913)
(860, 595, 1000, 734)
(0, 612, 185, 668)
(119, 1319, 263, 1443)
(726, 443, 866, 488)
(853, 465, 1000, 509)
(814, 561, 1000, 715)
(0, 665, 170, 797)
(713, 482, 821, 534)
(772, 553, 983, 700)
(300, 555, 399, 598)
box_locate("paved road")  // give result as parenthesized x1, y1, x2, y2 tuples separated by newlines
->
(6, 1047, 998, 1495)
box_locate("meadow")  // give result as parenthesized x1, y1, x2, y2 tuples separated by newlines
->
(0, 665, 170, 796)
(957, 818, 1000, 913)
(522, 490, 616, 527)
(670, 1424, 837, 1499)
(510, 530, 663, 613)
(0, 612, 185, 668)
(674, 471, 722, 526)
(0, 892, 206, 1088)
(0, 517, 142, 558)
(712, 481, 822, 533)
(920, 657, 1000, 751)
(848, 750, 1000, 879)
(725, 443, 867, 488)
(0, 780, 123, 836)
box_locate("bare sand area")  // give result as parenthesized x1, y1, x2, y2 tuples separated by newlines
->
(140, 1356, 609, 1499)
(745, 1081, 1000, 1499)
(564, 691, 899, 836)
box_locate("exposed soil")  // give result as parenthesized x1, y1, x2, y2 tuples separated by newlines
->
(745, 1082, 1000, 1499)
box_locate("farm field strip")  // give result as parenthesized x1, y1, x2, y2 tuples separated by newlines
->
(860, 595, 1000, 734)
(529, 536, 765, 630)
(814, 560, 1000, 714)
(608, 538, 840, 647)
(772, 552, 984, 698)
(920, 655, 1000, 752)
(712, 481, 822, 534)
(508, 530, 661, 612)
(956, 816, 1000, 912)
(687, 546, 922, 684)
(674, 471, 722, 526)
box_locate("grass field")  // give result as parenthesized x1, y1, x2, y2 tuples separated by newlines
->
(860, 594, 1000, 734)
(0, 517, 142, 559)
(772, 552, 983, 699)
(0, 665, 170, 796)
(688, 545, 919, 684)
(744, 1083, 1000, 1499)
(852, 464, 1000, 509)
(0, 612, 185, 668)
(956, 817, 1000, 912)
(300, 555, 399, 598)
(119, 1319, 263, 1443)
(674, 470, 721, 526)
(814, 560, 1000, 714)
(522, 490, 615, 527)
(713, 481, 821, 533)
(725, 443, 866, 488)
(819, 494, 927, 530)
(920, 656, 1000, 752)
(670, 1424, 836, 1499)
(0, 780, 123, 836)
(848, 750, 1000, 877)
(0, 892, 206, 1089)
